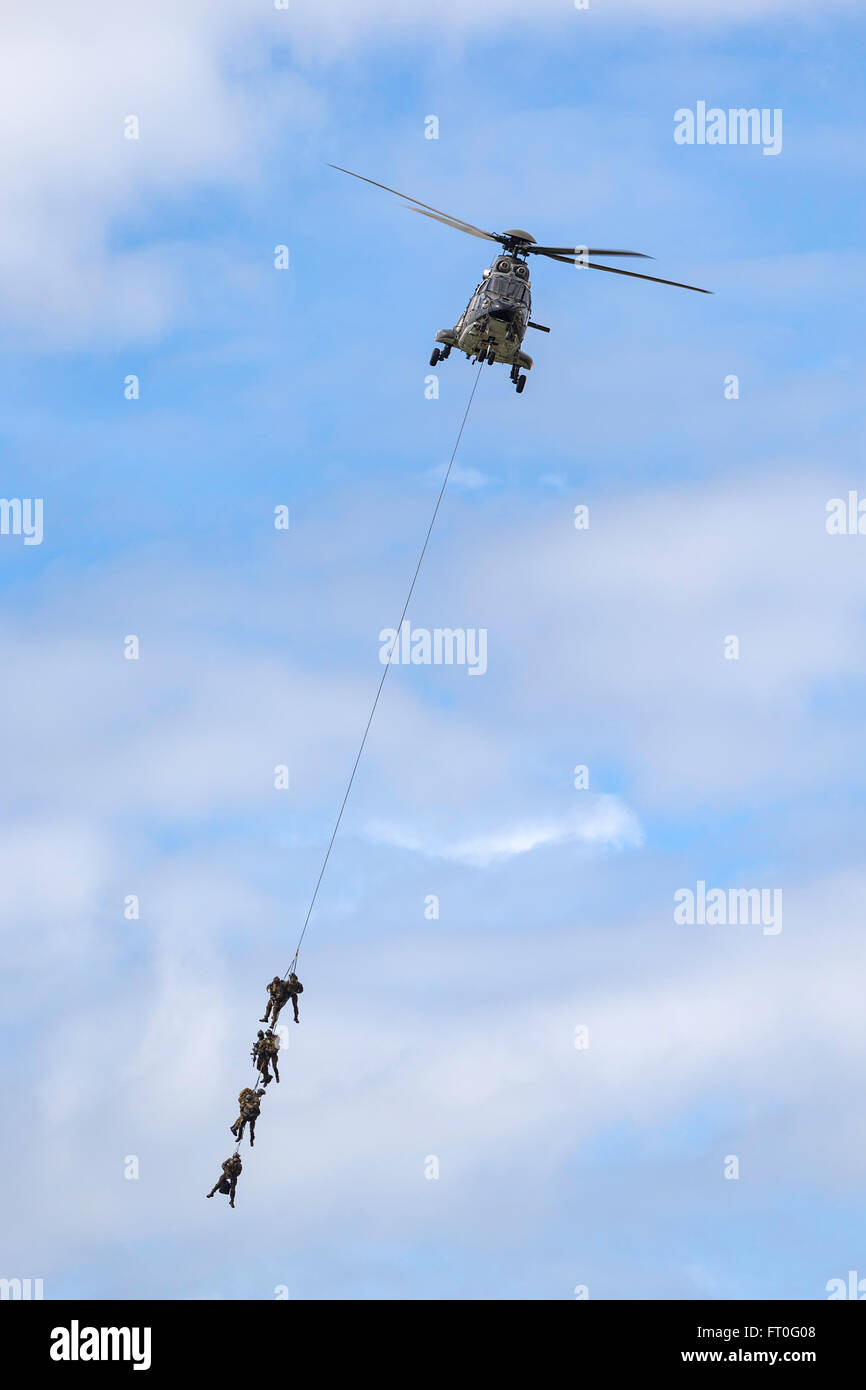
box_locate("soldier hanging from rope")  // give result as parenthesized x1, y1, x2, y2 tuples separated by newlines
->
(206, 1153, 243, 1208)
(231, 1087, 265, 1147)
(251, 1029, 267, 1081)
(252, 1029, 280, 1086)
(260, 971, 303, 1028)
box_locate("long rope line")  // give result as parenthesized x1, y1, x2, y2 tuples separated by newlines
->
(224, 363, 484, 1164)
(284, 360, 485, 977)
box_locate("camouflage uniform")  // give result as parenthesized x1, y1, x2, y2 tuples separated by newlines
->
(286, 973, 303, 1024)
(230, 1087, 264, 1147)
(252, 1029, 280, 1086)
(260, 972, 303, 1026)
(263, 1029, 280, 1084)
(206, 1153, 243, 1208)
(260, 975, 287, 1025)
(252, 1029, 268, 1083)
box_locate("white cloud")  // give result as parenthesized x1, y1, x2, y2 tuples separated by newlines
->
(441, 468, 866, 809)
(0, 2, 319, 346)
(367, 796, 642, 865)
(424, 463, 495, 491)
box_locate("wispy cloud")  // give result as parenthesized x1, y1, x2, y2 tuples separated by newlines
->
(424, 463, 496, 491)
(366, 796, 642, 865)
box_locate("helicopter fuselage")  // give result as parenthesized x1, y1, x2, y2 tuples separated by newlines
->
(434, 253, 534, 373)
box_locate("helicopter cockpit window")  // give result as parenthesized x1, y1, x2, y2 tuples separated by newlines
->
(487, 274, 528, 303)
(489, 273, 518, 298)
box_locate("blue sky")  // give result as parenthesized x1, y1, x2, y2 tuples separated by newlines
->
(2, 0, 866, 1300)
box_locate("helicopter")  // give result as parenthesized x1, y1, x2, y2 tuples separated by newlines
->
(330, 165, 711, 394)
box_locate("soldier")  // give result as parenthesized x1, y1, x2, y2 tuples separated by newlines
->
(252, 1029, 279, 1087)
(231, 1087, 264, 1147)
(252, 1029, 268, 1082)
(284, 972, 303, 1024)
(260, 972, 304, 1027)
(206, 1153, 243, 1208)
(264, 1029, 281, 1085)
(259, 975, 284, 1025)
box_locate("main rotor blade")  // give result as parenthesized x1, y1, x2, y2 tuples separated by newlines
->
(532, 246, 653, 259)
(405, 205, 499, 242)
(540, 249, 711, 294)
(328, 164, 500, 243)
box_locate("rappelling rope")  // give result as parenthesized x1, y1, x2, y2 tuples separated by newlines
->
(283, 359, 485, 976)
(225, 362, 485, 1160)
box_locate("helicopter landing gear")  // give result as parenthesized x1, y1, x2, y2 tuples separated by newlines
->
(515, 374, 527, 393)
(429, 347, 441, 366)
(486, 345, 496, 364)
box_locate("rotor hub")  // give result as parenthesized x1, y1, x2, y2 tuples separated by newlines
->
(502, 229, 536, 244)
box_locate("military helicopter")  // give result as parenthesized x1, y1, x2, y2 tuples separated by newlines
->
(330, 165, 711, 394)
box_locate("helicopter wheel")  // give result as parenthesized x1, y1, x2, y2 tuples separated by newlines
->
(515, 373, 527, 394)
(487, 346, 496, 364)
(429, 347, 441, 366)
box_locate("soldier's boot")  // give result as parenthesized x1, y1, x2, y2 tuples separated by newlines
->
(292, 1000, 300, 1023)
(259, 1001, 272, 1023)
(272, 1060, 280, 1084)
(249, 1119, 256, 1148)
(206, 1182, 220, 1199)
